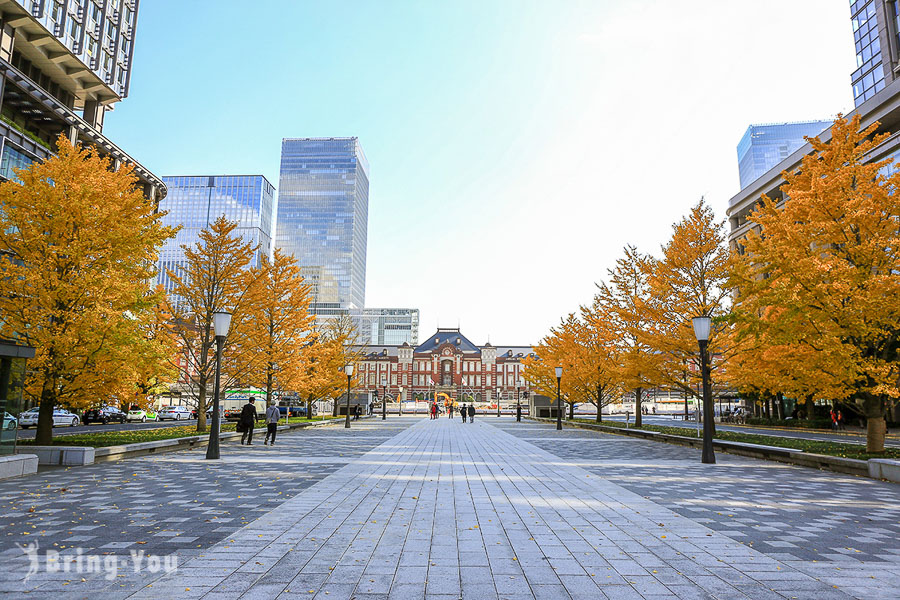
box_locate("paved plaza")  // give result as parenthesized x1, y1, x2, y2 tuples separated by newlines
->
(1, 417, 898, 599)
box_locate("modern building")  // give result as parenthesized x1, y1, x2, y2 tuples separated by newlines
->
(349, 328, 537, 409)
(736, 121, 831, 189)
(355, 308, 419, 346)
(0, 0, 164, 200)
(727, 0, 900, 421)
(156, 175, 275, 296)
(275, 137, 369, 314)
(850, 0, 899, 107)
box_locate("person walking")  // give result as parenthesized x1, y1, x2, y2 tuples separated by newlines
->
(460, 403, 467, 423)
(837, 409, 845, 431)
(264, 401, 280, 446)
(240, 398, 258, 445)
(449, 404, 454, 419)
(830, 408, 838, 431)
(467, 403, 475, 423)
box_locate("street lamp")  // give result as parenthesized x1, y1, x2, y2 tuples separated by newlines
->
(206, 310, 232, 460)
(555, 366, 563, 431)
(398, 386, 403, 416)
(516, 387, 522, 422)
(343, 364, 354, 429)
(382, 377, 387, 421)
(692, 315, 715, 464)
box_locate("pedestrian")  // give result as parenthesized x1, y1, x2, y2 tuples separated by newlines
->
(264, 401, 280, 446)
(467, 403, 475, 423)
(837, 409, 845, 431)
(431, 402, 437, 420)
(830, 408, 838, 431)
(449, 404, 454, 419)
(354, 403, 361, 420)
(240, 398, 258, 445)
(460, 403, 467, 423)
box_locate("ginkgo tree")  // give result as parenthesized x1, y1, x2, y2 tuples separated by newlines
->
(166, 217, 259, 433)
(239, 248, 316, 408)
(731, 114, 900, 453)
(0, 136, 176, 444)
(640, 199, 734, 429)
(596, 245, 661, 427)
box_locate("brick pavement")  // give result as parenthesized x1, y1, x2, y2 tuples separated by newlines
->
(2, 416, 898, 599)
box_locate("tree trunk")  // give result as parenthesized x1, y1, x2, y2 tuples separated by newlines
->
(265, 366, 273, 407)
(35, 377, 56, 446)
(860, 394, 887, 453)
(867, 416, 886, 453)
(195, 380, 208, 432)
(596, 385, 603, 423)
(634, 387, 642, 427)
(569, 400, 574, 420)
(777, 393, 785, 420)
(307, 395, 314, 421)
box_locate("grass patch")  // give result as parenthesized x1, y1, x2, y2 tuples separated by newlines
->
(570, 418, 900, 461)
(19, 417, 338, 448)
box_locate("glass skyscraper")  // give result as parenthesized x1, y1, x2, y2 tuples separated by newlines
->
(276, 137, 369, 311)
(156, 175, 275, 295)
(736, 121, 831, 190)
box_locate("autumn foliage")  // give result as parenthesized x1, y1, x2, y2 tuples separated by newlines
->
(0, 137, 176, 444)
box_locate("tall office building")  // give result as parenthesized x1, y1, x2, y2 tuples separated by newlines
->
(849, 1, 900, 107)
(736, 121, 831, 190)
(355, 308, 420, 346)
(276, 137, 369, 313)
(157, 175, 275, 296)
(0, 0, 164, 200)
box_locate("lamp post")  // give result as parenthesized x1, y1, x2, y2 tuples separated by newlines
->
(399, 386, 403, 416)
(516, 387, 522, 422)
(692, 316, 715, 464)
(206, 310, 232, 460)
(555, 366, 563, 431)
(381, 376, 387, 420)
(343, 364, 354, 429)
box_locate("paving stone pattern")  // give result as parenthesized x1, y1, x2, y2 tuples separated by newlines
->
(497, 422, 900, 564)
(3, 417, 899, 599)
(0, 419, 405, 562)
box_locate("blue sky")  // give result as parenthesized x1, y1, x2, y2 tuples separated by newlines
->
(106, 0, 856, 345)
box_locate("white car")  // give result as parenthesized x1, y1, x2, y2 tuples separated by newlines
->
(18, 408, 39, 428)
(19, 408, 80, 428)
(126, 409, 157, 423)
(157, 406, 191, 421)
(3, 412, 17, 430)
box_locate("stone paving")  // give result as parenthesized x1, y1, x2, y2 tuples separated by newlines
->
(0, 418, 405, 570)
(2, 416, 899, 599)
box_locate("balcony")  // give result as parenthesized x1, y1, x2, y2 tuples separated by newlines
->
(0, 56, 165, 200)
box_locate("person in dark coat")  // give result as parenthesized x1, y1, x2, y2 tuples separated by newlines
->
(240, 398, 258, 445)
(460, 403, 467, 423)
(467, 403, 475, 423)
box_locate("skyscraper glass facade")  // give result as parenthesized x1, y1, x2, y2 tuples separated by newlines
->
(851, 0, 888, 106)
(736, 121, 831, 190)
(156, 175, 275, 295)
(356, 308, 420, 345)
(276, 137, 369, 310)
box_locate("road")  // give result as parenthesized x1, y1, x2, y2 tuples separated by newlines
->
(595, 413, 900, 448)
(14, 418, 198, 440)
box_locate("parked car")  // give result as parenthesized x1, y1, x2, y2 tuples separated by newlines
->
(18, 408, 39, 428)
(157, 406, 191, 421)
(18, 408, 80, 428)
(126, 409, 158, 423)
(3, 412, 17, 430)
(83, 406, 127, 425)
(278, 404, 315, 417)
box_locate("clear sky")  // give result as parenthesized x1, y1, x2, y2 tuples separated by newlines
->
(106, 0, 856, 346)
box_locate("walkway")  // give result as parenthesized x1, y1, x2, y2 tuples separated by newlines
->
(3, 416, 899, 599)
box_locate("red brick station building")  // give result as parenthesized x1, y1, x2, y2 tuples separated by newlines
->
(351, 328, 541, 410)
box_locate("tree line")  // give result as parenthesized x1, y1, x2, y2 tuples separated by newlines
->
(524, 115, 899, 453)
(0, 137, 358, 444)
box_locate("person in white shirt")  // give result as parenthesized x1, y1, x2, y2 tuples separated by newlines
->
(264, 402, 281, 446)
